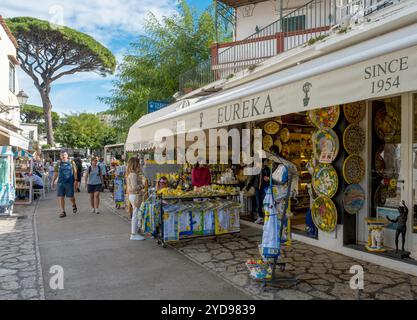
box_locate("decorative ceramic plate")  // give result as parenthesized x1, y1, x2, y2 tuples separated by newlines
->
(281, 144, 290, 158)
(280, 128, 290, 143)
(343, 184, 365, 215)
(374, 184, 388, 208)
(374, 107, 400, 142)
(312, 128, 340, 163)
(374, 145, 386, 177)
(312, 163, 338, 198)
(311, 196, 337, 233)
(274, 138, 282, 153)
(264, 121, 280, 135)
(343, 155, 365, 184)
(308, 105, 340, 128)
(263, 135, 273, 151)
(343, 124, 365, 155)
(343, 101, 366, 123)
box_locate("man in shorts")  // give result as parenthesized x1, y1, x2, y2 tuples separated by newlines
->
(53, 150, 78, 218)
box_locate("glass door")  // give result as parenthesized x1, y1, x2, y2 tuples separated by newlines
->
(369, 96, 405, 249)
(411, 94, 417, 235)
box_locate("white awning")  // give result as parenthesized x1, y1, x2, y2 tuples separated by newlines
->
(126, 22, 417, 151)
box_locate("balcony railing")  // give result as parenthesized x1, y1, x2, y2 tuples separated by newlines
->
(179, 0, 400, 95)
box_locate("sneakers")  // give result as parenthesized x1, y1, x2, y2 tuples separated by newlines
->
(90, 208, 96, 214)
(254, 217, 264, 224)
(96, 209, 100, 214)
(130, 234, 145, 241)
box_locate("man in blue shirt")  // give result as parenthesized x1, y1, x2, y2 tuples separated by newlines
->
(52, 150, 78, 218)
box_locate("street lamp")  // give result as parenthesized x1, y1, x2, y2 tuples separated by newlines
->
(16, 90, 29, 107)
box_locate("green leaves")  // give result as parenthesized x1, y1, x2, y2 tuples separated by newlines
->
(21, 104, 59, 134)
(55, 113, 117, 151)
(102, 0, 217, 134)
(6, 17, 116, 75)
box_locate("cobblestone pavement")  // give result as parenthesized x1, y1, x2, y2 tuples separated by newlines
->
(170, 225, 417, 300)
(0, 204, 44, 300)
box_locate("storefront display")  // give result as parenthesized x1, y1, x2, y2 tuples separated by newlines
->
(343, 124, 366, 155)
(308, 105, 340, 129)
(343, 154, 365, 184)
(343, 184, 365, 215)
(312, 128, 339, 163)
(311, 196, 337, 233)
(312, 163, 338, 198)
(343, 101, 366, 123)
(365, 218, 389, 252)
(0, 146, 15, 216)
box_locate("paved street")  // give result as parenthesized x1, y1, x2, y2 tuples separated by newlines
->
(2, 188, 417, 300)
(36, 190, 249, 300)
(0, 205, 44, 300)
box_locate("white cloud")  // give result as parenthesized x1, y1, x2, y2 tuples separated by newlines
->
(1, 0, 178, 45)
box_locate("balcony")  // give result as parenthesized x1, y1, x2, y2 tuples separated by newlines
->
(179, 0, 401, 95)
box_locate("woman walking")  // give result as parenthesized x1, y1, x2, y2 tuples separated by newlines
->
(126, 157, 145, 241)
(85, 157, 104, 214)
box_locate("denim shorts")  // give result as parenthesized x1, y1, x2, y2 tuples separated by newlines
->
(57, 182, 75, 198)
(87, 184, 102, 194)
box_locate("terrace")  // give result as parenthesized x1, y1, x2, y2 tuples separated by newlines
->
(179, 0, 401, 96)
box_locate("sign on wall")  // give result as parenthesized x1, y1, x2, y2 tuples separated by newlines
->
(147, 100, 170, 114)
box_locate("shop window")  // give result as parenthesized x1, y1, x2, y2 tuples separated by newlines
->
(370, 97, 402, 219)
(412, 94, 417, 233)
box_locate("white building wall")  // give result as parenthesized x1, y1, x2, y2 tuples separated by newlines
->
(0, 20, 21, 129)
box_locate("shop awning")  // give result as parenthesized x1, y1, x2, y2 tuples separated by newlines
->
(14, 149, 33, 158)
(126, 22, 417, 151)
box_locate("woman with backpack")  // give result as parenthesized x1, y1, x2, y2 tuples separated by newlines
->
(85, 157, 104, 214)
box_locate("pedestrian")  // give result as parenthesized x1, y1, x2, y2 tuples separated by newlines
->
(52, 150, 78, 218)
(98, 157, 107, 190)
(74, 155, 83, 192)
(85, 157, 104, 214)
(126, 157, 145, 241)
(46, 160, 55, 191)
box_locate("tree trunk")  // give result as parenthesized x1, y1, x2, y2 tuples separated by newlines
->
(39, 88, 55, 146)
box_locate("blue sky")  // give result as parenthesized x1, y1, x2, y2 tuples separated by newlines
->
(2, 0, 212, 115)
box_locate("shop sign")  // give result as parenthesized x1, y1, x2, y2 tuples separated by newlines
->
(147, 100, 170, 113)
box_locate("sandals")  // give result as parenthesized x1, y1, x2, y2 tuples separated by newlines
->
(73, 205, 78, 214)
(59, 212, 67, 218)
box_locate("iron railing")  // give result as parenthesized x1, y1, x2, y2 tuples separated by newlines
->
(179, 0, 401, 94)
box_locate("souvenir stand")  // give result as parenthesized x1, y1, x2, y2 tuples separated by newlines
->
(0, 146, 15, 216)
(247, 152, 299, 290)
(140, 161, 241, 247)
(14, 149, 33, 205)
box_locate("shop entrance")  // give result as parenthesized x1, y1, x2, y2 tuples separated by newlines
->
(356, 93, 417, 254)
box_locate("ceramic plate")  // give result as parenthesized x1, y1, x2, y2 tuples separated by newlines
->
(274, 138, 282, 153)
(343, 184, 365, 215)
(280, 128, 290, 143)
(312, 128, 339, 163)
(264, 121, 280, 135)
(308, 105, 340, 128)
(311, 196, 337, 233)
(263, 135, 273, 151)
(374, 107, 400, 142)
(343, 101, 366, 123)
(343, 155, 365, 184)
(343, 124, 365, 155)
(281, 144, 290, 158)
(312, 163, 338, 198)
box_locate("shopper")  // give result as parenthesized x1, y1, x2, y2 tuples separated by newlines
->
(47, 160, 55, 191)
(52, 150, 78, 218)
(85, 157, 104, 214)
(126, 157, 145, 241)
(191, 161, 211, 188)
(74, 156, 83, 192)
